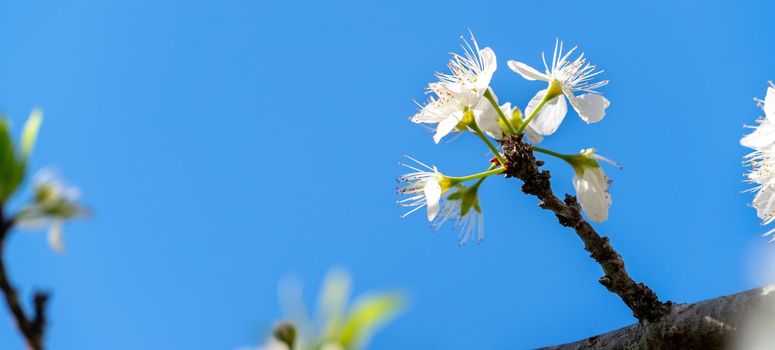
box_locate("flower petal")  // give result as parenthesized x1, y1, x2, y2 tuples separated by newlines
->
(433, 115, 460, 144)
(572, 169, 611, 222)
(15, 207, 48, 229)
(480, 47, 497, 72)
(754, 183, 775, 222)
(48, 220, 65, 254)
(525, 90, 567, 136)
(476, 47, 497, 91)
(525, 125, 544, 144)
(507, 60, 548, 81)
(412, 101, 449, 124)
(765, 86, 775, 120)
(742, 119, 775, 150)
(474, 98, 503, 140)
(424, 179, 442, 221)
(567, 91, 609, 124)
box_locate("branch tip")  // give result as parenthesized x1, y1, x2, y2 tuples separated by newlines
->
(500, 136, 668, 323)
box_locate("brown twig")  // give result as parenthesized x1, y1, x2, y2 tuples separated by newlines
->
(0, 207, 49, 350)
(500, 136, 669, 322)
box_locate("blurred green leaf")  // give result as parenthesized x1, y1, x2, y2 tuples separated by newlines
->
(0, 120, 17, 201)
(1, 110, 44, 202)
(20, 109, 42, 160)
(337, 292, 403, 349)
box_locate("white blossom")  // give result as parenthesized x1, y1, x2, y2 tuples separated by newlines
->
(412, 84, 501, 143)
(742, 84, 775, 238)
(742, 85, 775, 152)
(435, 32, 496, 102)
(253, 340, 290, 350)
(396, 156, 450, 221)
(508, 39, 609, 136)
(570, 149, 619, 223)
(573, 166, 611, 223)
(411, 32, 499, 143)
(397, 156, 487, 244)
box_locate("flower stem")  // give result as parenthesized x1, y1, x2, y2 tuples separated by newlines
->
(448, 167, 505, 182)
(518, 96, 550, 135)
(471, 175, 487, 191)
(470, 122, 508, 166)
(531, 145, 571, 162)
(484, 89, 517, 135)
(473, 165, 498, 187)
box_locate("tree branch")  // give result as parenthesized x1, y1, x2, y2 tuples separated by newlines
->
(540, 286, 775, 349)
(500, 136, 669, 322)
(500, 136, 775, 348)
(0, 208, 49, 350)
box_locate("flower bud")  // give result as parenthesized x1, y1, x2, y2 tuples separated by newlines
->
(565, 149, 620, 223)
(273, 321, 296, 348)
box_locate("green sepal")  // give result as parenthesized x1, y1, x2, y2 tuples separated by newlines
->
(510, 107, 523, 130)
(496, 118, 510, 136)
(459, 189, 479, 216)
(565, 150, 601, 175)
(473, 200, 481, 213)
(446, 186, 466, 201)
(496, 106, 525, 136)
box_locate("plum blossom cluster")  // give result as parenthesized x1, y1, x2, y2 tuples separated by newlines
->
(397, 32, 618, 244)
(741, 83, 775, 239)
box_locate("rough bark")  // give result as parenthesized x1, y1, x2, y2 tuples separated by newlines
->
(500, 136, 669, 323)
(540, 286, 775, 350)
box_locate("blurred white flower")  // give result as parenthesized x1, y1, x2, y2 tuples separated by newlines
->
(742, 84, 775, 238)
(568, 149, 619, 223)
(411, 32, 499, 143)
(396, 156, 451, 221)
(262, 270, 402, 350)
(318, 344, 344, 350)
(16, 169, 88, 254)
(255, 340, 290, 350)
(508, 39, 609, 136)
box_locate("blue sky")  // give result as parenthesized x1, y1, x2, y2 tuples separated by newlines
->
(0, 0, 773, 349)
